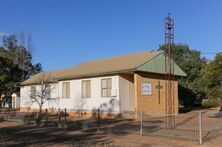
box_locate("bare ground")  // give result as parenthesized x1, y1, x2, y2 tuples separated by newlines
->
(0, 122, 221, 147)
(0, 108, 222, 147)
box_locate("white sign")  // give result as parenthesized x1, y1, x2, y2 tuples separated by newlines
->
(142, 83, 152, 96)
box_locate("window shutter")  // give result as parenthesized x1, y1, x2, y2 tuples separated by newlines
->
(46, 85, 51, 99)
(62, 82, 70, 98)
(62, 83, 66, 98)
(66, 83, 70, 98)
(31, 86, 36, 98)
(82, 80, 91, 98)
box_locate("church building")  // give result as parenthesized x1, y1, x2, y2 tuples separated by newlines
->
(20, 50, 186, 117)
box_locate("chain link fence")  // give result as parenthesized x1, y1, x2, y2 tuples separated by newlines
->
(1, 108, 222, 145)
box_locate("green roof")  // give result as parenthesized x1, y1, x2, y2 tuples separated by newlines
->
(136, 52, 186, 76)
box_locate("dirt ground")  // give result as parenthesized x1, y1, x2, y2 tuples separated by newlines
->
(0, 121, 23, 128)
(0, 122, 221, 147)
(0, 108, 222, 147)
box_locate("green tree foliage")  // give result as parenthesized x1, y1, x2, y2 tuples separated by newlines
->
(159, 44, 207, 107)
(0, 34, 42, 95)
(202, 53, 222, 109)
(0, 55, 21, 95)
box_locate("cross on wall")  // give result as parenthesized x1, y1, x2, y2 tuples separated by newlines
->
(156, 81, 163, 104)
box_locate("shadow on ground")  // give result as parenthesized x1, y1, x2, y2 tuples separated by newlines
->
(0, 125, 112, 146)
(0, 118, 134, 147)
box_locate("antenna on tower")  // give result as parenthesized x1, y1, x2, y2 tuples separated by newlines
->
(164, 13, 175, 129)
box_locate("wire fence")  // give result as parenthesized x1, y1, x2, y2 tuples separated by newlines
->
(100, 112, 201, 141)
(1, 108, 222, 145)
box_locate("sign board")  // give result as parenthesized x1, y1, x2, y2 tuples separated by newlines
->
(142, 82, 152, 96)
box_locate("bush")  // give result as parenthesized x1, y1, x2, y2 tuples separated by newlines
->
(202, 98, 220, 108)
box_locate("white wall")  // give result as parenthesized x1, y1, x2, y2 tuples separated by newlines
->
(58, 75, 120, 113)
(20, 83, 59, 110)
(20, 75, 120, 113)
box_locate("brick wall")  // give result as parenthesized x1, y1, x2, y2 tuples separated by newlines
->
(134, 72, 178, 117)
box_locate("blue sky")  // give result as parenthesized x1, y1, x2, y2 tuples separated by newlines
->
(0, 0, 221, 71)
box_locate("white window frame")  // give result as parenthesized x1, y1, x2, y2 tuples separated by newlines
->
(101, 78, 112, 97)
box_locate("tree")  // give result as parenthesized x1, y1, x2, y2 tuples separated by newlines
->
(29, 73, 57, 113)
(0, 33, 42, 95)
(75, 97, 86, 117)
(2, 33, 42, 79)
(27, 73, 57, 124)
(0, 53, 22, 95)
(159, 43, 207, 107)
(202, 53, 222, 109)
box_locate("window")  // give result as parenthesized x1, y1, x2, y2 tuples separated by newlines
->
(62, 82, 70, 98)
(82, 80, 91, 98)
(101, 78, 112, 97)
(31, 86, 36, 98)
(45, 85, 51, 99)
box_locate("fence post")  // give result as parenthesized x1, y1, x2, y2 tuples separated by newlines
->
(199, 112, 202, 145)
(35, 113, 38, 126)
(140, 111, 143, 136)
(97, 109, 100, 133)
(45, 108, 48, 127)
(7, 108, 10, 122)
(4, 109, 6, 121)
(78, 109, 80, 118)
(58, 108, 61, 128)
(64, 108, 67, 128)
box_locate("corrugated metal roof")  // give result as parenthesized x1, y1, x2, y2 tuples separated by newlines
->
(137, 53, 187, 76)
(21, 50, 186, 85)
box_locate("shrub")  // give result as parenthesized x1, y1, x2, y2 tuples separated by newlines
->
(202, 98, 220, 108)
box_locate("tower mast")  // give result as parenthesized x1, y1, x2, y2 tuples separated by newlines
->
(165, 13, 175, 128)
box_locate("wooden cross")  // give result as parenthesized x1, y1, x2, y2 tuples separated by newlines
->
(156, 81, 163, 104)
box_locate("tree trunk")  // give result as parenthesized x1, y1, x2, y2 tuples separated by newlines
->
(36, 104, 43, 126)
(39, 104, 42, 113)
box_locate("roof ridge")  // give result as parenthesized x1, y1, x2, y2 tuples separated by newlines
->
(73, 50, 157, 66)
(135, 50, 164, 69)
(21, 50, 175, 85)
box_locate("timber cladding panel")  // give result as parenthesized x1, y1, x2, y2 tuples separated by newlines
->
(119, 74, 135, 113)
(134, 72, 178, 116)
